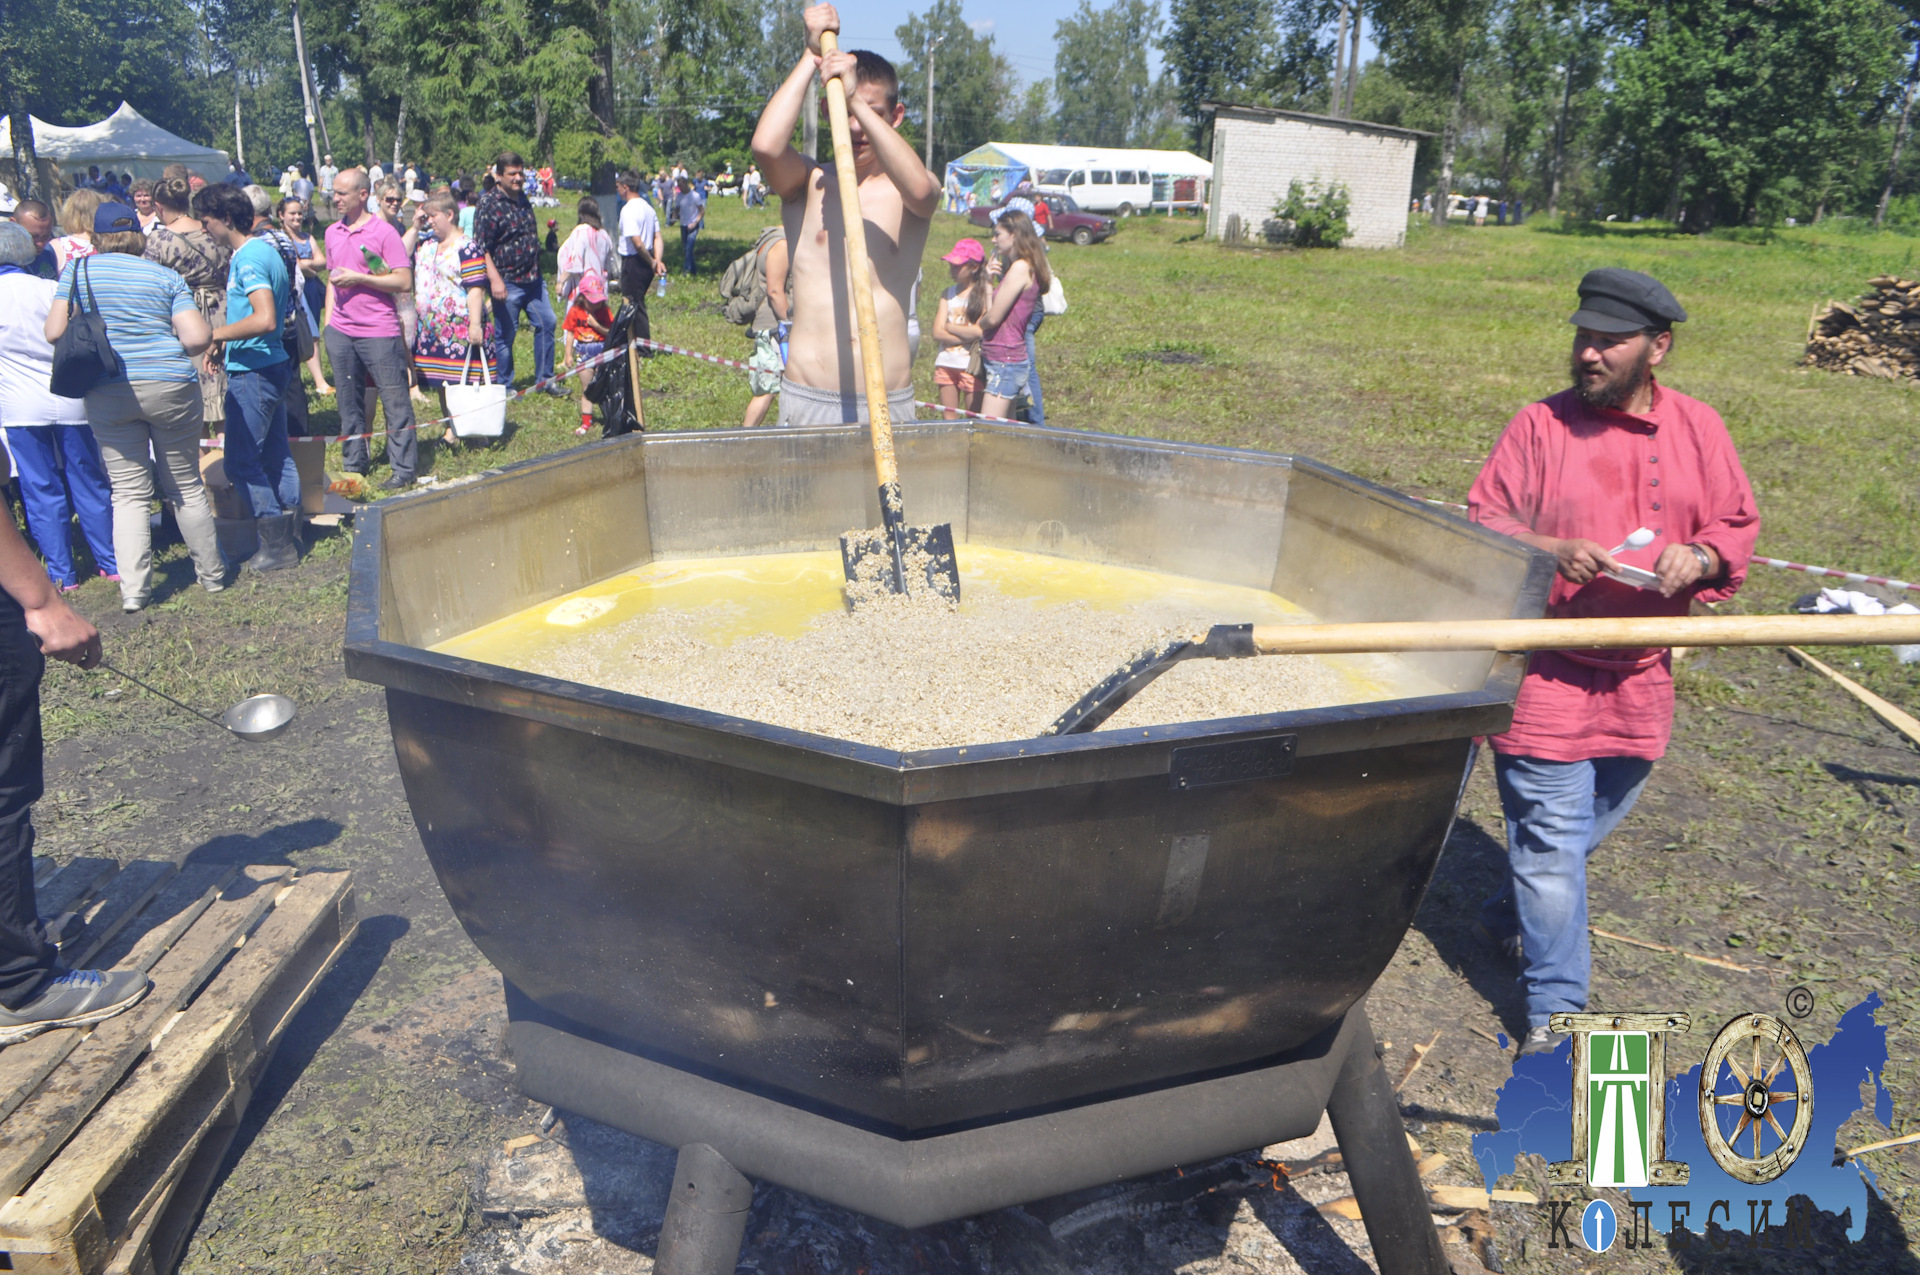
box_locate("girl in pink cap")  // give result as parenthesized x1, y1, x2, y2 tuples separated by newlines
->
(931, 238, 988, 419)
(562, 273, 614, 434)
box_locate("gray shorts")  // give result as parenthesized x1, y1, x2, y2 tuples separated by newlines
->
(776, 377, 916, 427)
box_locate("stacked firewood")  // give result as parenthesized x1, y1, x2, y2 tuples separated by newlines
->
(1804, 275, 1920, 380)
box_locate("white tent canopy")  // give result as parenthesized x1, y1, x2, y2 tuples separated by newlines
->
(0, 102, 229, 183)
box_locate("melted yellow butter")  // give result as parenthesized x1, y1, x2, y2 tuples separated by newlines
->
(431, 544, 1429, 703)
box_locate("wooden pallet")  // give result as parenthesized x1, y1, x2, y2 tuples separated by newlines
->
(0, 860, 357, 1275)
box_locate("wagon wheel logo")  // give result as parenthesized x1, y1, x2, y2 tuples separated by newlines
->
(1697, 1013, 1813, 1184)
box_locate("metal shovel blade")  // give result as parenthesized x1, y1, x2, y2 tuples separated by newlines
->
(223, 693, 297, 741)
(840, 522, 962, 604)
(1047, 625, 1257, 736)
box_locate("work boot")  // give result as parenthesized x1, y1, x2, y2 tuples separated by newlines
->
(0, 968, 151, 1046)
(243, 512, 300, 572)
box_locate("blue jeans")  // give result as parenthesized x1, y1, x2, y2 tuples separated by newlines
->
(983, 357, 1031, 400)
(222, 361, 300, 518)
(1024, 307, 1045, 426)
(493, 279, 557, 387)
(7, 424, 116, 585)
(1482, 754, 1653, 1029)
(681, 225, 700, 275)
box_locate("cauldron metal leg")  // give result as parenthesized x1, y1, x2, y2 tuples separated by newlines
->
(1325, 1009, 1450, 1275)
(656, 1143, 754, 1275)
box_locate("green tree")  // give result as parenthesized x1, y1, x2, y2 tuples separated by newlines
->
(1054, 0, 1170, 146)
(896, 0, 1015, 171)
(613, 0, 766, 167)
(1, 0, 215, 195)
(1370, 0, 1494, 223)
(1004, 80, 1058, 143)
(1605, 0, 1899, 226)
(1164, 0, 1270, 147)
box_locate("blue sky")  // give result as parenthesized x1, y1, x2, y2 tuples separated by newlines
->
(835, 1, 1379, 98)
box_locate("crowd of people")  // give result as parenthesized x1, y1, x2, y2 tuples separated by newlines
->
(0, 39, 1068, 617)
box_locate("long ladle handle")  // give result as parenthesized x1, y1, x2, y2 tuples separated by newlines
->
(1231, 613, 1920, 655)
(100, 661, 233, 733)
(819, 29, 909, 592)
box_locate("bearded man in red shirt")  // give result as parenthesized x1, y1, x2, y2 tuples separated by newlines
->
(1468, 269, 1759, 1056)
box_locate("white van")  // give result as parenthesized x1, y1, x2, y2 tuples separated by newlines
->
(1034, 165, 1156, 217)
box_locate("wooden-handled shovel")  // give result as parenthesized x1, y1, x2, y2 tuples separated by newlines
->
(818, 30, 961, 603)
(1047, 613, 1920, 736)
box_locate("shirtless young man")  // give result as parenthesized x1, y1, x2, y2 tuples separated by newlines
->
(750, 4, 939, 426)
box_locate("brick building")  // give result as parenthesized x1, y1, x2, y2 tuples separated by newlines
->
(1201, 102, 1430, 249)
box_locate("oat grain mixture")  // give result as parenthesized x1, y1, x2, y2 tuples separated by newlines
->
(534, 587, 1374, 752)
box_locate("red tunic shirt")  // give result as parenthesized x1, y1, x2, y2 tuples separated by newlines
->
(1468, 380, 1759, 761)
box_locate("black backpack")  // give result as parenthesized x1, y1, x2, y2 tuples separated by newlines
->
(49, 257, 123, 398)
(584, 303, 646, 437)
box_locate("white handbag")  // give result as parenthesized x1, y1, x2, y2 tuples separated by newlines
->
(1042, 270, 1068, 316)
(444, 346, 508, 438)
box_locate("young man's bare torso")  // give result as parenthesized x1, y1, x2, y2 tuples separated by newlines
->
(752, 5, 938, 415)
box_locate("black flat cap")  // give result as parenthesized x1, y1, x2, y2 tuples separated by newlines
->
(1569, 267, 1687, 333)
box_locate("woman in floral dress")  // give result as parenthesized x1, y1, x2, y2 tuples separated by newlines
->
(142, 175, 231, 429)
(410, 191, 493, 443)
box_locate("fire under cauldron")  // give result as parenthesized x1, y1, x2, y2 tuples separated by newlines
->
(345, 422, 1552, 1275)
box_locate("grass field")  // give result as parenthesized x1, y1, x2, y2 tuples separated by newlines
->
(23, 195, 1920, 1272)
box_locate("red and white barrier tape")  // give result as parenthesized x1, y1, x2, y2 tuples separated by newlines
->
(1749, 557, 1917, 594)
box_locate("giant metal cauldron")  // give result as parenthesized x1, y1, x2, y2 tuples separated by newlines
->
(344, 421, 1552, 1272)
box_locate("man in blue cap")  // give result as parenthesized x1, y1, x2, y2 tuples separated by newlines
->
(1468, 268, 1761, 1055)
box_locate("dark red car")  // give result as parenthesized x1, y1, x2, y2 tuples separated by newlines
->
(967, 192, 1115, 246)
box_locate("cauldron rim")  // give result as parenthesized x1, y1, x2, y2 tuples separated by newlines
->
(343, 423, 1545, 805)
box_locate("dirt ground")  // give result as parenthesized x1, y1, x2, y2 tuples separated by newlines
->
(22, 498, 1920, 1274)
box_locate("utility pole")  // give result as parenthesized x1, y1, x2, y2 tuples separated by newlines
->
(924, 33, 945, 170)
(1330, 0, 1349, 117)
(1344, 2, 1361, 116)
(1547, 58, 1573, 217)
(291, 0, 324, 181)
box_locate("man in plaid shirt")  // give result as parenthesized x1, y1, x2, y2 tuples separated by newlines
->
(475, 151, 562, 394)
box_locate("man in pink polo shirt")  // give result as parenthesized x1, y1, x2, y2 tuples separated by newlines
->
(1468, 268, 1759, 1056)
(322, 167, 418, 490)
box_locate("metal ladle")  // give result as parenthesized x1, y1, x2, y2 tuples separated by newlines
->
(100, 662, 296, 742)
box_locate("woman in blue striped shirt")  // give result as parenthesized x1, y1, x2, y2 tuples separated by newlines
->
(44, 201, 229, 613)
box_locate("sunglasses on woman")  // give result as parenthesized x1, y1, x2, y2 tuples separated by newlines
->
(382, 196, 401, 206)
